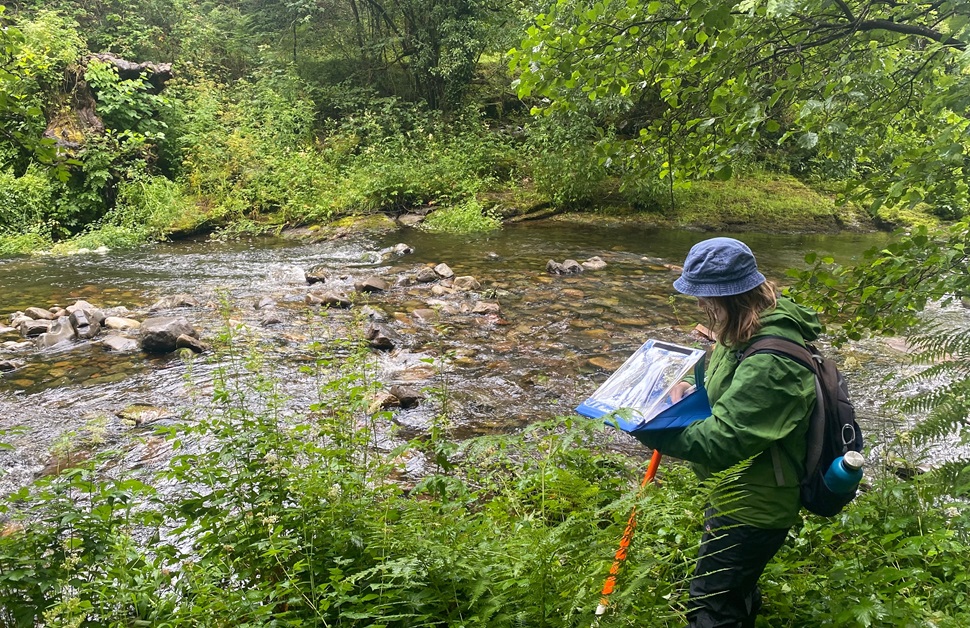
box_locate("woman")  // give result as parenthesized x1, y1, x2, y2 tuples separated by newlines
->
(638, 237, 821, 628)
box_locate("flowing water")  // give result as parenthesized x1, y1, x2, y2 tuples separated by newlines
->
(1, 221, 947, 494)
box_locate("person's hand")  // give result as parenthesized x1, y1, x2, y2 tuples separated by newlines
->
(669, 381, 694, 403)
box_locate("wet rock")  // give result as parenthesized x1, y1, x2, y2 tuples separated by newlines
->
(368, 391, 401, 413)
(149, 294, 199, 311)
(360, 305, 387, 322)
(582, 256, 608, 271)
(35, 317, 77, 348)
(69, 309, 101, 340)
(390, 243, 414, 256)
(415, 267, 438, 283)
(394, 275, 416, 288)
(255, 297, 276, 310)
(175, 334, 209, 354)
(546, 259, 584, 275)
(434, 263, 455, 279)
(472, 302, 501, 315)
(0, 359, 19, 371)
(10, 314, 31, 328)
(366, 323, 401, 350)
(2, 341, 33, 351)
(117, 404, 175, 426)
(453, 276, 481, 291)
(398, 214, 425, 227)
(390, 385, 424, 409)
(588, 356, 623, 370)
(412, 308, 439, 321)
(305, 266, 329, 284)
(101, 335, 140, 352)
(431, 285, 456, 296)
(963, 297, 970, 309)
(21, 319, 54, 337)
(0, 325, 16, 335)
(37, 450, 92, 478)
(25, 307, 55, 320)
(356, 276, 389, 293)
(104, 316, 141, 331)
(140, 317, 199, 353)
(306, 291, 352, 308)
(259, 311, 284, 326)
(67, 300, 106, 325)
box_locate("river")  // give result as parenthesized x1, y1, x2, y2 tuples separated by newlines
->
(1, 221, 945, 495)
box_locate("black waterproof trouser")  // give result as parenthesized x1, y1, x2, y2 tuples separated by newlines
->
(686, 510, 791, 628)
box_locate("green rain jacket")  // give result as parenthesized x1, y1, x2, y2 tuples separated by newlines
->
(642, 297, 822, 529)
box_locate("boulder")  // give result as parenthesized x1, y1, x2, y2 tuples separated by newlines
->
(390, 385, 424, 409)
(389, 243, 414, 256)
(175, 334, 209, 354)
(546, 259, 584, 275)
(69, 309, 101, 340)
(67, 300, 106, 325)
(24, 307, 55, 321)
(149, 295, 199, 311)
(452, 276, 481, 291)
(101, 335, 140, 352)
(356, 277, 389, 293)
(104, 316, 141, 331)
(306, 266, 328, 285)
(366, 323, 401, 351)
(415, 267, 439, 283)
(34, 317, 76, 348)
(140, 317, 198, 353)
(434, 263, 455, 279)
(20, 319, 54, 338)
(582, 256, 608, 271)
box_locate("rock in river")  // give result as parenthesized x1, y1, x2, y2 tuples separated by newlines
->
(140, 317, 199, 353)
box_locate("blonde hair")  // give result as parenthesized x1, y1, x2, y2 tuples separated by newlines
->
(701, 282, 777, 347)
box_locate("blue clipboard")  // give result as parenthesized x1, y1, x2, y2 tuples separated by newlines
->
(576, 349, 712, 433)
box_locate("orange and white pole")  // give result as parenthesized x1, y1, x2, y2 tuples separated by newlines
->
(595, 448, 663, 617)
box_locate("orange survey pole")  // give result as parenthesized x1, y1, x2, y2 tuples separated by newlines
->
(595, 448, 663, 617)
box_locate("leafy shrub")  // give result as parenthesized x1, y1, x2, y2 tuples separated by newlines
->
(421, 198, 501, 233)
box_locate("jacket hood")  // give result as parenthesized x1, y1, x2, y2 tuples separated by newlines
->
(759, 297, 823, 342)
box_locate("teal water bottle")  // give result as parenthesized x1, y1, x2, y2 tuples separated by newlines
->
(823, 451, 865, 493)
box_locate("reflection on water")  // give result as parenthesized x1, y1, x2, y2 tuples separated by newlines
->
(0, 224, 907, 492)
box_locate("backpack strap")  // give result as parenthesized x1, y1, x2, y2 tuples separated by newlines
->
(739, 336, 825, 485)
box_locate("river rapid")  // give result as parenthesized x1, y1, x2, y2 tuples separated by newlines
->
(0, 221, 945, 495)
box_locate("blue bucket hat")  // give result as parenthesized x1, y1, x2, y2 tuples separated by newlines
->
(673, 237, 766, 298)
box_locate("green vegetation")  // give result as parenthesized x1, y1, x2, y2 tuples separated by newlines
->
(4, 0, 966, 254)
(1, 315, 969, 626)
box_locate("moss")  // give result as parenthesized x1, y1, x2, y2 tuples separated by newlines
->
(873, 203, 942, 231)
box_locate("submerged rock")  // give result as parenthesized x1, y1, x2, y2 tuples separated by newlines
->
(582, 256, 608, 271)
(149, 295, 200, 311)
(101, 335, 140, 353)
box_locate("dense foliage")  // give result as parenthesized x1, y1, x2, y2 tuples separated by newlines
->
(1, 317, 969, 627)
